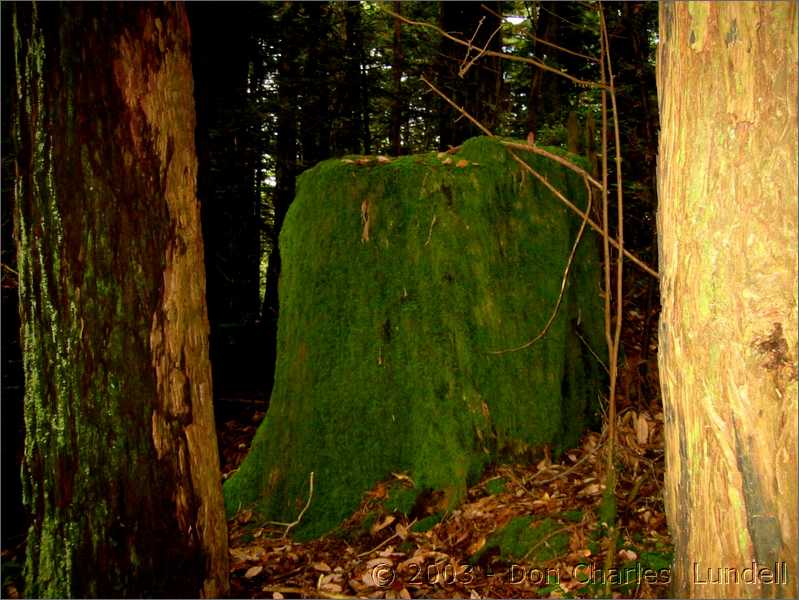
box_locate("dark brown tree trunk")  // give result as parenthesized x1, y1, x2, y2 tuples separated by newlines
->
(189, 3, 263, 398)
(343, 1, 365, 155)
(190, 4, 261, 324)
(299, 2, 331, 168)
(436, 2, 504, 149)
(1, 2, 26, 548)
(657, 2, 797, 597)
(261, 2, 300, 400)
(12, 3, 228, 596)
(526, 1, 559, 136)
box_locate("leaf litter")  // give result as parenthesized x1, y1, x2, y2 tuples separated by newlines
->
(224, 405, 671, 599)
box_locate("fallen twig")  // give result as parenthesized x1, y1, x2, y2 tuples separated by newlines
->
(262, 471, 315, 538)
(424, 214, 437, 246)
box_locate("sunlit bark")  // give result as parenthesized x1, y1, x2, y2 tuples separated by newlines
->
(657, 2, 797, 597)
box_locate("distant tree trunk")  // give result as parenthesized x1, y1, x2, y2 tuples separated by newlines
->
(437, 2, 503, 148)
(657, 3, 797, 598)
(190, 4, 260, 324)
(1, 3, 26, 547)
(12, 3, 228, 597)
(261, 3, 300, 400)
(300, 1, 331, 168)
(389, 1, 403, 155)
(189, 3, 263, 398)
(343, 1, 365, 155)
(526, 1, 558, 136)
(566, 110, 580, 154)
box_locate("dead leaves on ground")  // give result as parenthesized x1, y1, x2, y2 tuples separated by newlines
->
(227, 408, 670, 599)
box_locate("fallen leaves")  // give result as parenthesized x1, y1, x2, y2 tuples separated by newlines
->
(244, 565, 264, 579)
(225, 410, 670, 599)
(218, 315, 669, 599)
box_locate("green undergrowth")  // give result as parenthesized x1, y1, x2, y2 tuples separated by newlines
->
(224, 136, 607, 539)
(484, 477, 508, 496)
(470, 516, 572, 564)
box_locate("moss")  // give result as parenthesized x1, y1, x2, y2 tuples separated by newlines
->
(470, 516, 570, 564)
(411, 513, 443, 533)
(560, 509, 584, 523)
(383, 486, 419, 516)
(598, 485, 617, 528)
(484, 478, 507, 496)
(225, 136, 606, 539)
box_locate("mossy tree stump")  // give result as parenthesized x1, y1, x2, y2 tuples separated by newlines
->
(226, 137, 607, 538)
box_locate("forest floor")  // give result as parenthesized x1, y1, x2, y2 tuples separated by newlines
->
(1, 280, 668, 600)
(222, 403, 668, 599)
(222, 277, 670, 600)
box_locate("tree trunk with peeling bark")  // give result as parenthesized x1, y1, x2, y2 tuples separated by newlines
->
(657, 2, 797, 598)
(12, 3, 228, 597)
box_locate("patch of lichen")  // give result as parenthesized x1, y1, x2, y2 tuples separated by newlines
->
(224, 136, 606, 539)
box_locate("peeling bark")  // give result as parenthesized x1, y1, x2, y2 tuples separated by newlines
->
(13, 2, 228, 596)
(657, 2, 797, 597)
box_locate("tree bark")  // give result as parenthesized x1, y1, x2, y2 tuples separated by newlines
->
(343, 1, 365, 155)
(299, 2, 331, 168)
(657, 2, 797, 597)
(13, 3, 228, 597)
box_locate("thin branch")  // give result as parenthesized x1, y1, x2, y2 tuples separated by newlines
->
(382, 5, 601, 89)
(539, 4, 595, 32)
(479, 2, 503, 20)
(525, 433, 607, 487)
(576, 328, 609, 373)
(490, 175, 592, 355)
(284, 471, 314, 538)
(464, 15, 485, 51)
(601, 1, 624, 478)
(420, 75, 493, 136)
(420, 75, 658, 280)
(520, 30, 600, 63)
(424, 213, 437, 246)
(356, 519, 417, 557)
(1, 263, 19, 277)
(597, 10, 620, 594)
(458, 18, 503, 79)
(502, 141, 602, 190)
(264, 471, 315, 537)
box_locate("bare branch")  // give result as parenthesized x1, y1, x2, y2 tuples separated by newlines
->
(458, 17, 503, 79)
(490, 175, 593, 354)
(382, 5, 602, 89)
(420, 75, 658, 280)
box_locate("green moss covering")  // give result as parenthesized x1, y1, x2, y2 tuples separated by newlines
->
(225, 136, 606, 539)
(470, 516, 570, 564)
(411, 514, 444, 533)
(485, 477, 508, 496)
